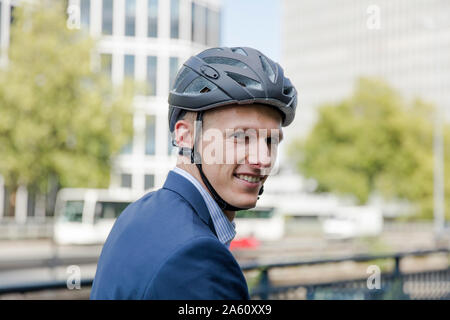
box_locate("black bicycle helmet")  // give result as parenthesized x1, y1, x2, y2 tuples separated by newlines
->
(168, 46, 297, 132)
(168, 46, 298, 211)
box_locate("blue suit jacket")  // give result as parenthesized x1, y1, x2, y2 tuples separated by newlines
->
(90, 171, 250, 300)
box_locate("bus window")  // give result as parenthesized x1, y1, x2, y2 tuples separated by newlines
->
(94, 201, 130, 223)
(62, 201, 84, 222)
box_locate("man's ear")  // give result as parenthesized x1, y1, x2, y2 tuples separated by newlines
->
(174, 120, 194, 149)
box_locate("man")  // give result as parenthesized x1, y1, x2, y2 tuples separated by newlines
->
(90, 47, 297, 299)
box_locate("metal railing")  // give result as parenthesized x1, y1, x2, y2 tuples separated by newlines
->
(241, 248, 450, 300)
(0, 248, 449, 299)
(0, 218, 54, 240)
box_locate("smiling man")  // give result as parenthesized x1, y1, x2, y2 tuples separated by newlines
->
(90, 47, 297, 300)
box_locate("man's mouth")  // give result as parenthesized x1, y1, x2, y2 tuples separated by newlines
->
(233, 174, 264, 184)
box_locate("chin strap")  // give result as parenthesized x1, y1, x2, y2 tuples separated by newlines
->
(178, 111, 264, 211)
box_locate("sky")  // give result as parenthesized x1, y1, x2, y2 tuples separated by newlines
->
(220, 0, 281, 62)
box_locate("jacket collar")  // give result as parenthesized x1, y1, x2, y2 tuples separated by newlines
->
(162, 171, 217, 237)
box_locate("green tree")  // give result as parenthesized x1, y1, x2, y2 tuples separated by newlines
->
(288, 78, 450, 219)
(0, 1, 134, 215)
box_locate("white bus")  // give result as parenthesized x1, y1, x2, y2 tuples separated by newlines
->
(54, 189, 285, 245)
(321, 206, 383, 240)
(53, 188, 147, 245)
(234, 207, 285, 242)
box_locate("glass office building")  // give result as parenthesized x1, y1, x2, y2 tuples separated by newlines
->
(282, 0, 450, 138)
(0, 0, 221, 222)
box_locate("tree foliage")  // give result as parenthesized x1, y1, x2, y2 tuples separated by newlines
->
(288, 78, 450, 219)
(0, 1, 133, 196)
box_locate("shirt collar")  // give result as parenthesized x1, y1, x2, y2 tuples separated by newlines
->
(172, 167, 236, 248)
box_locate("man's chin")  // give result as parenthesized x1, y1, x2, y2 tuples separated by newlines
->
(230, 198, 258, 210)
(222, 190, 260, 210)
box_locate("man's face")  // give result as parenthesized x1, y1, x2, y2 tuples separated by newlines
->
(199, 104, 283, 209)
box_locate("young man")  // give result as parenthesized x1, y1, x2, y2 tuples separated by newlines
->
(90, 47, 297, 299)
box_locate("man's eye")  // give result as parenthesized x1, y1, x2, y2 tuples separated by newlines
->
(232, 132, 246, 140)
(266, 137, 279, 145)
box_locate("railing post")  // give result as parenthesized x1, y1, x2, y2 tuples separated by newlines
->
(392, 255, 407, 299)
(258, 268, 271, 300)
(306, 286, 315, 300)
(394, 256, 401, 276)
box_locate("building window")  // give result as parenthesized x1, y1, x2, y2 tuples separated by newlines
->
(102, 0, 113, 35)
(1, 3, 3, 42)
(3, 187, 12, 217)
(0, 1, 3, 45)
(124, 54, 135, 79)
(10, 5, 15, 25)
(191, 2, 195, 42)
(170, 0, 179, 39)
(191, 3, 206, 44)
(80, 0, 90, 30)
(145, 115, 156, 155)
(169, 57, 179, 90)
(120, 138, 133, 155)
(100, 53, 112, 78)
(146, 56, 157, 96)
(206, 9, 220, 46)
(201, 6, 207, 45)
(27, 192, 36, 217)
(125, 0, 136, 37)
(144, 174, 155, 190)
(148, 0, 158, 37)
(120, 174, 133, 188)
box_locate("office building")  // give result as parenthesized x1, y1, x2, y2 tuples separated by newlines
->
(0, 0, 221, 222)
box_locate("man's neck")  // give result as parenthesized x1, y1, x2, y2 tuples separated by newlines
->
(176, 162, 235, 223)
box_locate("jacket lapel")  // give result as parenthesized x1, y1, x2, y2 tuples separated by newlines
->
(162, 171, 217, 237)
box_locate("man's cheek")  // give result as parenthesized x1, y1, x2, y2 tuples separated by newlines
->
(268, 150, 279, 175)
(223, 142, 243, 164)
(235, 144, 247, 164)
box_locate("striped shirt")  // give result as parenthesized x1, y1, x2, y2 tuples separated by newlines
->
(172, 167, 236, 248)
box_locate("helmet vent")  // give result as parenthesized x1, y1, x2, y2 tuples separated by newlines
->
(226, 72, 262, 90)
(283, 86, 294, 96)
(183, 77, 217, 95)
(259, 55, 276, 83)
(203, 57, 248, 69)
(231, 47, 248, 56)
(172, 66, 190, 91)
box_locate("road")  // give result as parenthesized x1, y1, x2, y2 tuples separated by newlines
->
(0, 224, 446, 299)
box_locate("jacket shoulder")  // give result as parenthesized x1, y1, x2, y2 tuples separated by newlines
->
(144, 236, 249, 300)
(90, 188, 215, 300)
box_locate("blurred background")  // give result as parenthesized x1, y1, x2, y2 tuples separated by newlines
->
(0, 0, 449, 300)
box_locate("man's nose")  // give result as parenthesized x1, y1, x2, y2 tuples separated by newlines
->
(248, 137, 272, 167)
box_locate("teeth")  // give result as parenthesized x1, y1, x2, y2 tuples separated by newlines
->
(237, 174, 261, 183)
